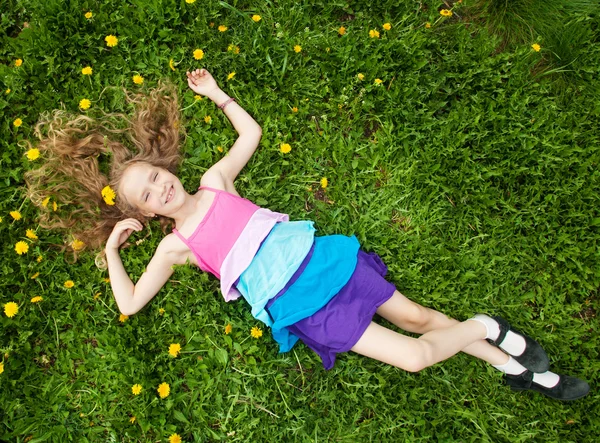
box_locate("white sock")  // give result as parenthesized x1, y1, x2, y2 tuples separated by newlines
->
(469, 314, 527, 356)
(469, 314, 500, 340)
(532, 371, 560, 388)
(499, 331, 526, 357)
(492, 356, 527, 375)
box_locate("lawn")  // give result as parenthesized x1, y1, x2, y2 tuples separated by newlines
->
(1, 0, 599, 441)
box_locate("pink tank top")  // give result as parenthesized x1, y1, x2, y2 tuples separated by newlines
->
(171, 186, 260, 278)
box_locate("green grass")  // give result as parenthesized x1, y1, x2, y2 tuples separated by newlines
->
(1, 0, 600, 441)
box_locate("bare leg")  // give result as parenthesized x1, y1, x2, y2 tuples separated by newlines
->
(350, 318, 488, 371)
(376, 291, 509, 366)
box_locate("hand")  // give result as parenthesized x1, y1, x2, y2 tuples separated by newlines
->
(186, 69, 220, 97)
(106, 218, 144, 251)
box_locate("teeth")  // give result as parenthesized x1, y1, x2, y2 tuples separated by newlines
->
(166, 187, 173, 203)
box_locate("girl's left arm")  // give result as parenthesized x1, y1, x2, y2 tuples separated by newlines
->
(187, 69, 262, 184)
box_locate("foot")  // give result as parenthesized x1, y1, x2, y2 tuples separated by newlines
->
(488, 316, 550, 373)
(505, 370, 590, 401)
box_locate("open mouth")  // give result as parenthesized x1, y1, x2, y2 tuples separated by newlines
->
(166, 186, 174, 203)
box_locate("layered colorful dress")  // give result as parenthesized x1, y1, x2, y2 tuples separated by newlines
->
(172, 186, 396, 369)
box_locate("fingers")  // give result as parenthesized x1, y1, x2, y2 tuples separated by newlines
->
(117, 218, 143, 231)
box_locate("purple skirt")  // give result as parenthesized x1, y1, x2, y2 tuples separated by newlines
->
(266, 248, 396, 370)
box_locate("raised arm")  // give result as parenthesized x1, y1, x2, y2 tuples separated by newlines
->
(106, 218, 180, 316)
(186, 69, 262, 184)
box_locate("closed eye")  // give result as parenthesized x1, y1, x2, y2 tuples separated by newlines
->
(145, 173, 159, 202)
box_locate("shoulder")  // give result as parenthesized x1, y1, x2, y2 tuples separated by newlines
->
(200, 169, 239, 196)
(155, 233, 193, 266)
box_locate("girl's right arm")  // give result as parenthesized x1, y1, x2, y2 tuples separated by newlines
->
(106, 218, 179, 316)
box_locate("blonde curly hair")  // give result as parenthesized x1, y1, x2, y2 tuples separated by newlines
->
(24, 82, 186, 264)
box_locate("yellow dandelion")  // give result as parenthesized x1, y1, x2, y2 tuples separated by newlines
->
(31, 296, 43, 303)
(105, 35, 118, 47)
(338, 26, 346, 35)
(168, 343, 181, 357)
(227, 72, 236, 80)
(5, 89, 10, 94)
(374, 78, 383, 85)
(280, 143, 291, 154)
(225, 323, 232, 334)
(250, 326, 263, 339)
(193, 49, 204, 60)
(15, 241, 28, 255)
(218, 25, 228, 32)
(440, 9, 453, 17)
(425, 22, 432, 29)
(131, 384, 142, 395)
(101, 185, 116, 205)
(169, 59, 176, 71)
(11, 211, 22, 220)
(94, 292, 101, 300)
(30, 272, 40, 279)
(85, 12, 93, 19)
(194, 95, 202, 101)
(357, 73, 365, 81)
(0, 362, 3, 374)
(103, 277, 110, 283)
(37, 255, 43, 262)
(159, 308, 166, 315)
(157, 382, 170, 399)
(383, 23, 392, 31)
(81, 66, 92, 75)
(369, 29, 380, 38)
(252, 15, 262, 22)
(72, 239, 85, 251)
(532, 43, 541, 52)
(233, 45, 240, 54)
(26, 148, 40, 161)
(294, 45, 302, 53)
(41, 197, 50, 208)
(25, 229, 38, 240)
(320, 177, 328, 189)
(169, 434, 182, 443)
(217, 146, 224, 153)
(185, 0, 196, 3)
(119, 314, 128, 322)
(204, 115, 212, 124)
(52, 201, 58, 211)
(292, 106, 298, 113)
(15, 59, 23, 67)
(13, 118, 23, 127)
(79, 98, 91, 110)
(133, 74, 144, 85)
(4, 302, 18, 318)
(326, 47, 330, 53)
(64, 280, 74, 288)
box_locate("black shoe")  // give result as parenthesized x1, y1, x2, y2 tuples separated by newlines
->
(487, 316, 550, 373)
(505, 370, 590, 401)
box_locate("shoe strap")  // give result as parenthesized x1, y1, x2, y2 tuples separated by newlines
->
(493, 316, 509, 346)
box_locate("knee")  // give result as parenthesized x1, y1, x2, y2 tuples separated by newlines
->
(402, 303, 435, 333)
(402, 341, 435, 373)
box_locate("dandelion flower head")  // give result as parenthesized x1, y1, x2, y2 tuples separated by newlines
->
(168, 343, 181, 357)
(4, 302, 18, 318)
(105, 35, 118, 47)
(15, 241, 29, 255)
(26, 148, 40, 161)
(157, 382, 170, 399)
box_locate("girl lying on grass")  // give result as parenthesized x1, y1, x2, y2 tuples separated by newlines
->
(26, 69, 590, 401)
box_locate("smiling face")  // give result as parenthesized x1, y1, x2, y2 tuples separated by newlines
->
(119, 162, 182, 217)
